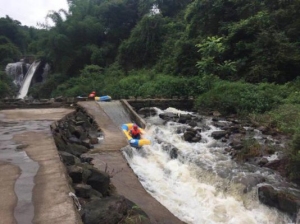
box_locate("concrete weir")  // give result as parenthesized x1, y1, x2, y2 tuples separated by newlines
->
(0, 108, 81, 224)
(78, 101, 184, 224)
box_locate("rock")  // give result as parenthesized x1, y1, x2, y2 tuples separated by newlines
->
(138, 107, 157, 117)
(67, 165, 83, 183)
(86, 168, 110, 196)
(74, 184, 102, 199)
(68, 136, 81, 144)
(159, 112, 178, 121)
(211, 131, 227, 140)
(82, 196, 127, 224)
(55, 96, 64, 102)
(67, 144, 89, 157)
(212, 121, 228, 129)
(238, 174, 266, 193)
(257, 157, 269, 166)
(212, 111, 221, 117)
(183, 131, 196, 142)
(59, 151, 80, 165)
(188, 120, 197, 127)
(89, 137, 98, 144)
(258, 185, 300, 217)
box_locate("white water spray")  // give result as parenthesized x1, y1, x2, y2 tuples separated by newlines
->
(17, 61, 41, 99)
(123, 107, 293, 224)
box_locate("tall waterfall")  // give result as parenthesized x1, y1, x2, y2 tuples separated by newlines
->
(17, 61, 41, 99)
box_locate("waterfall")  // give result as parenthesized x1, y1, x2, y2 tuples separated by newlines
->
(5, 61, 30, 88)
(17, 61, 41, 99)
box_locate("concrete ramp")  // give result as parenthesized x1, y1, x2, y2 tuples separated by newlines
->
(98, 101, 132, 128)
(78, 101, 184, 224)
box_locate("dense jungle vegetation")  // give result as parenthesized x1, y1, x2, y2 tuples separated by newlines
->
(1, 0, 300, 181)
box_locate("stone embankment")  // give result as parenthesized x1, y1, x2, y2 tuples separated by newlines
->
(51, 106, 152, 224)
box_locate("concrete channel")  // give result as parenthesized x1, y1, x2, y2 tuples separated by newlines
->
(78, 101, 184, 224)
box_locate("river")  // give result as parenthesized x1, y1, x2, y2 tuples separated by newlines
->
(123, 107, 293, 224)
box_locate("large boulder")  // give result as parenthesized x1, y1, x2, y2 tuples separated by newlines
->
(258, 185, 300, 217)
(59, 151, 81, 165)
(82, 196, 129, 224)
(86, 168, 110, 196)
(74, 184, 103, 199)
(82, 196, 150, 224)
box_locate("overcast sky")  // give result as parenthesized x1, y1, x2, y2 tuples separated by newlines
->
(0, 0, 69, 27)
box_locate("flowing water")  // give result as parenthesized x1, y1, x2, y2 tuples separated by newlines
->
(17, 61, 41, 99)
(123, 107, 295, 224)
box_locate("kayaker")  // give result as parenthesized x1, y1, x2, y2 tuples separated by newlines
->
(88, 91, 96, 99)
(130, 124, 141, 139)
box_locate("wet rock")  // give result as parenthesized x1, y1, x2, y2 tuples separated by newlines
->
(258, 185, 300, 217)
(239, 174, 266, 193)
(229, 125, 241, 133)
(264, 158, 289, 177)
(86, 168, 110, 196)
(159, 112, 178, 121)
(138, 107, 157, 117)
(211, 131, 227, 140)
(183, 127, 202, 143)
(212, 121, 228, 129)
(212, 111, 221, 117)
(188, 120, 197, 127)
(257, 157, 269, 166)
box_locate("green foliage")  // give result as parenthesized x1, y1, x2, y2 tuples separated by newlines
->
(268, 104, 300, 135)
(0, 71, 17, 98)
(29, 73, 68, 98)
(196, 36, 237, 78)
(53, 65, 104, 97)
(0, 36, 22, 64)
(118, 14, 165, 70)
(195, 81, 284, 114)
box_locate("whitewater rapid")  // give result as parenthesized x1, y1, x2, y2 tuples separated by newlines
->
(123, 107, 292, 224)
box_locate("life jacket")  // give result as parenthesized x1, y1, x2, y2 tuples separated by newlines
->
(89, 93, 95, 98)
(130, 128, 140, 136)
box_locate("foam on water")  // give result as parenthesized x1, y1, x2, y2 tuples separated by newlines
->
(123, 107, 293, 224)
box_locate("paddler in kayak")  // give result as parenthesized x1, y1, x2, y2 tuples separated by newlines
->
(129, 124, 141, 139)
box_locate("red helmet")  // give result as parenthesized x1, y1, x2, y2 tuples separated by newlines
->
(92, 91, 96, 94)
(133, 124, 138, 129)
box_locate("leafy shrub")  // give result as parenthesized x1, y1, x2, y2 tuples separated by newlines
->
(195, 81, 283, 114)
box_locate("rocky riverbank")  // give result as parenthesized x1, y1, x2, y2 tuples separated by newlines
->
(51, 106, 151, 224)
(138, 107, 300, 220)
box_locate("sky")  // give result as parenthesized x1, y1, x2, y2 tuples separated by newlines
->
(0, 0, 69, 27)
